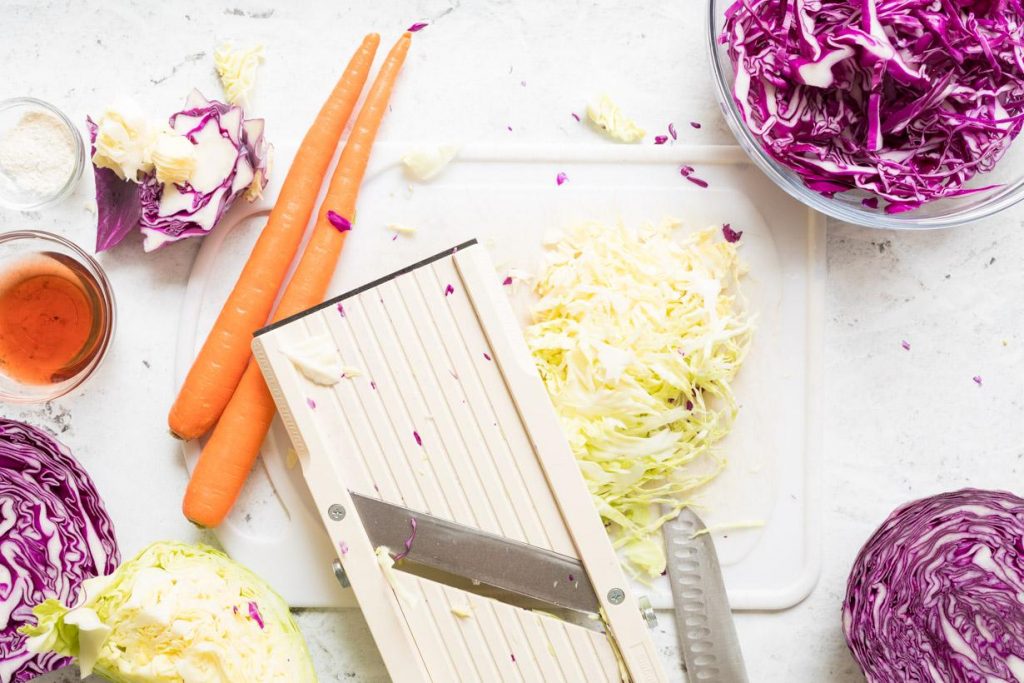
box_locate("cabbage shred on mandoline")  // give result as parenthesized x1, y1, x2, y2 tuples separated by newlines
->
(525, 222, 753, 578)
(721, 0, 1024, 212)
(843, 489, 1024, 683)
(21, 541, 316, 683)
(0, 418, 119, 683)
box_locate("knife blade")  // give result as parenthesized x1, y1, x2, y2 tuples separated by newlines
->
(26, 665, 81, 682)
(350, 492, 600, 614)
(663, 508, 749, 683)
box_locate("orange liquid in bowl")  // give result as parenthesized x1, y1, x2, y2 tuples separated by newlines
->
(0, 252, 106, 385)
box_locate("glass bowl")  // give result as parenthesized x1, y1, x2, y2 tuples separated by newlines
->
(707, 0, 1024, 229)
(0, 98, 85, 210)
(0, 231, 115, 403)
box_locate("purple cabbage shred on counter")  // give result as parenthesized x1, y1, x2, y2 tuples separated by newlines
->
(502, 276, 513, 286)
(407, 21, 428, 32)
(685, 175, 709, 188)
(483, 352, 492, 361)
(572, 112, 581, 122)
(689, 121, 701, 129)
(901, 340, 911, 351)
(306, 398, 316, 410)
(668, 122, 678, 139)
(336, 302, 346, 317)
(413, 431, 423, 446)
(444, 283, 455, 296)
(556, 172, 568, 185)
(973, 375, 983, 386)
(654, 135, 668, 145)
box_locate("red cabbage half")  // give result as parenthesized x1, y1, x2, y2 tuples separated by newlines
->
(89, 91, 269, 253)
(721, 0, 1024, 211)
(0, 419, 119, 683)
(843, 488, 1024, 682)
(139, 90, 269, 252)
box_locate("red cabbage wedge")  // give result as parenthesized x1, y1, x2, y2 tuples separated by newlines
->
(0, 419, 119, 683)
(844, 489, 1024, 682)
(721, 0, 1024, 212)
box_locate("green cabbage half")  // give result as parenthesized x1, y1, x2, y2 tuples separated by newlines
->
(19, 541, 316, 682)
(526, 222, 753, 578)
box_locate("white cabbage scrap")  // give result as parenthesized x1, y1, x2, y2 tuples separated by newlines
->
(586, 96, 646, 143)
(401, 145, 459, 181)
(283, 334, 344, 386)
(215, 42, 265, 105)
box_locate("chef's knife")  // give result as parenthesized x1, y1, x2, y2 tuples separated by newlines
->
(663, 508, 749, 683)
(350, 492, 600, 614)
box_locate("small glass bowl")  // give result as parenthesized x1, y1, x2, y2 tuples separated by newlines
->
(0, 98, 85, 211)
(707, 0, 1024, 229)
(0, 231, 115, 403)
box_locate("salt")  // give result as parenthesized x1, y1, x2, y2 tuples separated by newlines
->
(0, 112, 77, 198)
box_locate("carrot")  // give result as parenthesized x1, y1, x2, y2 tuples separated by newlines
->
(183, 32, 413, 528)
(168, 34, 381, 441)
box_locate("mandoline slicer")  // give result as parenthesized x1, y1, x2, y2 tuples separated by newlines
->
(252, 241, 668, 682)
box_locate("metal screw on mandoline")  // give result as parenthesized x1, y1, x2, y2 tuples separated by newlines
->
(608, 587, 625, 605)
(328, 504, 346, 521)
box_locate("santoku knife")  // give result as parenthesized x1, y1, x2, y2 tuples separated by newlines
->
(663, 508, 749, 683)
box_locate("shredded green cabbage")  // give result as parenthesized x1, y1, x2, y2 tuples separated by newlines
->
(525, 221, 753, 578)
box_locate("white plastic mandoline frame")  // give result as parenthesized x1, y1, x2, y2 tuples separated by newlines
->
(254, 242, 668, 681)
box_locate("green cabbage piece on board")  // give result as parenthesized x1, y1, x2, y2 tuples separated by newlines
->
(526, 221, 753, 578)
(19, 541, 317, 682)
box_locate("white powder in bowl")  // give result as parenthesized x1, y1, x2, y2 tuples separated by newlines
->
(0, 111, 77, 198)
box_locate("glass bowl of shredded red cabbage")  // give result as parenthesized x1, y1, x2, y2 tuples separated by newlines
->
(711, 0, 1024, 227)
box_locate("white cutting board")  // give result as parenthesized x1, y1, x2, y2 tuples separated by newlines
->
(175, 142, 824, 611)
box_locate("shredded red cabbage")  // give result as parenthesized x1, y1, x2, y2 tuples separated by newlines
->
(900, 339, 911, 350)
(413, 431, 422, 446)
(444, 283, 455, 296)
(502, 276, 513, 286)
(572, 112, 581, 122)
(690, 121, 702, 129)
(722, 223, 744, 242)
(0, 419, 119, 682)
(392, 519, 418, 562)
(654, 135, 669, 145)
(973, 375, 984, 385)
(306, 398, 316, 410)
(407, 22, 428, 32)
(247, 601, 265, 630)
(844, 489, 1024, 682)
(669, 122, 678, 139)
(721, 0, 1024, 210)
(556, 172, 568, 185)
(327, 210, 352, 232)
(685, 175, 710, 188)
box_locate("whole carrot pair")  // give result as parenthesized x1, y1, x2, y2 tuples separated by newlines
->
(172, 32, 413, 527)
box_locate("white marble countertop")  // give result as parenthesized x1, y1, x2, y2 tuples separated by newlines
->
(5, 1, 1024, 681)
